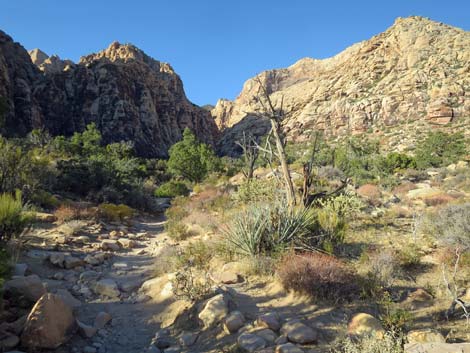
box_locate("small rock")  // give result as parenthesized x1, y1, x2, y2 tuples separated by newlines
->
(147, 346, 161, 353)
(94, 312, 112, 329)
(56, 289, 82, 308)
(83, 346, 97, 353)
(64, 255, 84, 269)
(4, 275, 46, 302)
(198, 294, 228, 328)
(237, 333, 267, 352)
(120, 279, 143, 293)
(164, 347, 181, 353)
(13, 263, 28, 276)
(275, 336, 288, 345)
(80, 270, 101, 282)
(84, 253, 107, 266)
(276, 343, 304, 353)
(254, 328, 277, 343)
(224, 311, 245, 333)
(257, 312, 281, 331)
(49, 253, 65, 267)
(21, 293, 77, 349)
(347, 313, 384, 338)
(94, 279, 120, 298)
(0, 334, 20, 350)
(77, 320, 98, 338)
(117, 238, 136, 249)
(179, 331, 198, 347)
(281, 320, 317, 344)
(407, 329, 446, 344)
(75, 236, 91, 244)
(53, 272, 65, 280)
(101, 240, 120, 251)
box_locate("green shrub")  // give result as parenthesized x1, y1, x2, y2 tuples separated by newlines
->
(98, 203, 135, 222)
(233, 179, 281, 204)
(381, 152, 416, 173)
(0, 191, 29, 243)
(414, 131, 467, 169)
(155, 180, 190, 198)
(168, 128, 221, 182)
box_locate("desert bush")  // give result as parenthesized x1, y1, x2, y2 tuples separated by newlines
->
(54, 204, 96, 223)
(154, 180, 189, 198)
(360, 249, 400, 289)
(330, 333, 403, 353)
(397, 244, 422, 269)
(318, 193, 364, 219)
(381, 152, 416, 173)
(233, 178, 281, 203)
(379, 292, 413, 334)
(415, 131, 467, 169)
(0, 191, 29, 243)
(424, 202, 470, 250)
(168, 128, 221, 182)
(30, 190, 59, 210)
(392, 182, 417, 195)
(423, 193, 454, 206)
(277, 252, 359, 302)
(172, 266, 213, 302)
(97, 203, 135, 222)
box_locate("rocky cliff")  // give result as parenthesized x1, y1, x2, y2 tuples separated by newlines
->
(0, 32, 218, 157)
(213, 16, 470, 155)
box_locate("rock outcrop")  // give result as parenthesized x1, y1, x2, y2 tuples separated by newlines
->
(0, 32, 218, 157)
(213, 16, 470, 155)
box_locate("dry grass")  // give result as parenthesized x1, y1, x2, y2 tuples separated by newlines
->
(54, 204, 97, 223)
(277, 252, 359, 302)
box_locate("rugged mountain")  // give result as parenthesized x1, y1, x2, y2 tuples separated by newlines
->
(213, 16, 470, 155)
(0, 31, 218, 157)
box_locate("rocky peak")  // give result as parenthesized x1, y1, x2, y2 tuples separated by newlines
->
(213, 16, 470, 155)
(79, 41, 174, 74)
(28, 48, 48, 65)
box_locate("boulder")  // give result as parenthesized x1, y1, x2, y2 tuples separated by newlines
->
(179, 331, 198, 347)
(257, 312, 281, 331)
(4, 275, 46, 302)
(254, 328, 277, 343)
(13, 263, 28, 277)
(198, 294, 228, 328)
(237, 333, 267, 352)
(276, 343, 304, 353)
(224, 311, 245, 333)
(55, 289, 82, 308)
(21, 293, 76, 349)
(405, 343, 470, 353)
(94, 279, 120, 298)
(347, 313, 384, 338)
(407, 329, 445, 344)
(281, 320, 317, 344)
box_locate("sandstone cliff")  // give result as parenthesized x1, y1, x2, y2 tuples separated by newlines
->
(213, 16, 470, 155)
(0, 32, 218, 157)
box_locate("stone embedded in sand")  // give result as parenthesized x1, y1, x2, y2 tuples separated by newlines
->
(117, 238, 136, 249)
(407, 329, 446, 344)
(224, 310, 245, 333)
(55, 289, 82, 308)
(94, 312, 112, 329)
(198, 294, 229, 328)
(237, 333, 267, 352)
(4, 275, 46, 302)
(179, 331, 198, 347)
(77, 320, 98, 338)
(281, 320, 317, 344)
(405, 343, 470, 353)
(49, 252, 65, 267)
(276, 343, 305, 353)
(94, 279, 120, 298)
(64, 255, 84, 269)
(101, 240, 121, 251)
(84, 253, 107, 265)
(254, 328, 277, 344)
(257, 312, 281, 331)
(347, 313, 384, 338)
(21, 293, 77, 349)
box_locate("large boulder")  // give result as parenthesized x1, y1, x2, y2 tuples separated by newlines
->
(347, 313, 384, 338)
(21, 293, 77, 349)
(4, 275, 46, 302)
(198, 294, 229, 328)
(407, 329, 445, 344)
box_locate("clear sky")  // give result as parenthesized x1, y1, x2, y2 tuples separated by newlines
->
(2, 0, 469, 106)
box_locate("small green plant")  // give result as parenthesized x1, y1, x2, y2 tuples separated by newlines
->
(379, 292, 413, 334)
(98, 203, 135, 222)
(233, 178, 281, 203)
(154, 180, 190, 198)
(0, 191, 29, 243)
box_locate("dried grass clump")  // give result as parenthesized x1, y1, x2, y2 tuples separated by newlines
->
(330, 333, 403, 353)
(277, 252, 359, 302)
(54, 204, 97, 223)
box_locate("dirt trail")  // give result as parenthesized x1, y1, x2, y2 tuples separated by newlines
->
(19, 215, 169, 353)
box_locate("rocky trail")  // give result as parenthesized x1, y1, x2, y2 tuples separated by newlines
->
(3, 215, 171, 353)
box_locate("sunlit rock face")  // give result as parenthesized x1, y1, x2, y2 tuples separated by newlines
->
(213, 16, 470, 155)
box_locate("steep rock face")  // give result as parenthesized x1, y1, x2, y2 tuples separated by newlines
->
(0, 33, 218, 157)
(213, 17, 470, 155)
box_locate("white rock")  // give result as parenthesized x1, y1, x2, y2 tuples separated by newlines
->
(94, 279, 120, 298)
(198, 294, 228, 328)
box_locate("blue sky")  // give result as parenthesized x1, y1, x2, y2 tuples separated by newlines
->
(2, 0, 468, 105)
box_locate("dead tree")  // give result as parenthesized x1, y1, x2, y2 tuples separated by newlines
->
(253, 76, 297, 208)
(302, 132, 320, 206)
(235, 132, 259, 181)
